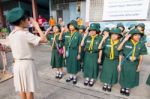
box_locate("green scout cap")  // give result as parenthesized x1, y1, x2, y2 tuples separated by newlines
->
(129, 28, 143, 36)
(110, 27, 122, 37)
(54, 24, 61, 32)
(88, 23, 100, 32)
(117, 23, 125, 32)
(78, 25, 86, 31)
(136, 23, 145, 29)
(128, 24, 136, 30)
(102, 27, 110, 35)
(6, 7, 24, 23)
(67, 20, 78, 30)
(117, 23, 124, 28)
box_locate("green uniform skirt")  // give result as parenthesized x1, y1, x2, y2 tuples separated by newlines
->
(51, 49, 63, 68)
(119, 60, 139, 88)
(83, 52, 99, 79)
(100, 57, 119, 85)
(66, 48, 80, 74)
(146, 74, 150, 85)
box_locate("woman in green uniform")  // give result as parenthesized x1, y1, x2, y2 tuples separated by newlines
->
(99, 28, 122, 92)
(46, 24, 64, 79)
(61, 20, 82, 84)
(118, 29, 147, 96)
(81, 23, 102, 87)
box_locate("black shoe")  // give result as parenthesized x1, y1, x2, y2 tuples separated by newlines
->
(102, 85, 107, 91)
(89, 81, 94, 87)
(125, 89, 130, 96)
(55, 74, 59, 79)
(107, 87, 112, 92)
(120, 88, 125, 95)
(73, 78, 77, 84)
(58, 74, 63, 79)
(66, 77, 73, 82)
(84, 80, 89, 86)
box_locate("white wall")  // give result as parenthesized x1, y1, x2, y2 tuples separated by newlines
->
(80, 1, 86, 23)
(63, 9, 70, 25)
(69, 2, 79, 21)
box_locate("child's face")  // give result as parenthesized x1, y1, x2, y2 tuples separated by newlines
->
(69, 25, 75, 31)
(53, 26, 59, 33)
(103, 31, 109, 36)
(79, 29, 84, 33)
(111, 33, 119, 41)
(132, 34, 141, 42)
(90, 30, 97, 36)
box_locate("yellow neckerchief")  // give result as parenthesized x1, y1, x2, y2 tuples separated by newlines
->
(70, 30, 76, 37)
(54, 32, 60, 39)
(52, 33, 60, 48)
(131, 39, 138, 61)
(110, 39, 119, 60)
(88, 34, 98, 51)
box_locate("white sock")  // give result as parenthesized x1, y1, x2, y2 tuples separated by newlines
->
(69, 75, 73, 78)
(108, 85, 112, 88)
(121, 88, 125, 91)
(59, 71, 63, 75)
(90, 79, 94, 82)
(73, 75, 77, 79)
(86, 78, 89, 81)
(104, 83, 108, 86)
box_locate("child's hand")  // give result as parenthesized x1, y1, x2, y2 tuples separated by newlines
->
(124, 34, 131, 42)
(77, 54, 81, 60)
(103, 32, 109, 40)
(117, 64, 121, 72)
(30, 17, 40, 30)
(97, 58, 101, 64)
(136, 66, 141, 72)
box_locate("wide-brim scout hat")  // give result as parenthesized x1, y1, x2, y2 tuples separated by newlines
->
(54, 24, 61, 32)
(88, 23, 100, 33)
(78, 25, 86, 31)
(136, 23, 145, 29)
(101, 27, 110, 35)
(6, 7, 25, 23)
(95, 23, 101, 33)
(110, 27, 122, 37)
(117, 23, 125, 32)
(128, 24, 136, 30)
(129, 28, 144, 37)
(67, 20, 78, 30)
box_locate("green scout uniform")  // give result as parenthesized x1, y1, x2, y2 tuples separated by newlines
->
(47, 33, 64, 68)
(83, 35, 102, 79)
(119, 29, 147, 88)
(64, 20, 82, 74)
(83, 23, 101, 79)
(63, 31, 82, 74)
(100, 28, 122, 85)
